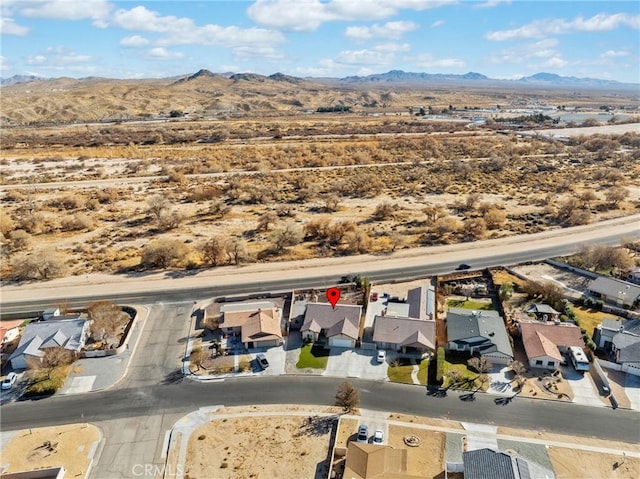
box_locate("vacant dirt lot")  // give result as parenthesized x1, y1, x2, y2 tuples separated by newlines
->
(1, 423, 101, 477)
(548, 447, 640, 479)
(184, 415, 335, 479)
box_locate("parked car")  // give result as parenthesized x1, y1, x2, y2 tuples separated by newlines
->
(455, 263, 471, 271)
(370, 291, 379, 302)
(1, 372, 18, 390)
(356, 425, 368, 443)
(373, 430, 384, 444)
(256, 353, 269, 369)
(376, 350, 386, 364)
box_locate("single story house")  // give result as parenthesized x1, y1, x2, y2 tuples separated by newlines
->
(219, 302, 283, 349)
(0, 320, 23, 350)
(301, 303, 362, 348)
(372, 316, 436, 357)
(343, 442, 414, 479)
(586, 277, 640, 309)
(463, 448, 555, 479)
(519, 320, 585, 370)
(594, 318, 640, 376)
(626, 267, 640, 285)
(526, 303, 560, 321)
(8, 319, 90, 370)
(406, 285, 436, 320)
(446, 308, 514, 364)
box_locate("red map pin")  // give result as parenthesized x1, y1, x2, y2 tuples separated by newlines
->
(327, 287, 341, 309)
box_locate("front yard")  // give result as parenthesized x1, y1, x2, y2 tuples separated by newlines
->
(388, 358, 429, 385)
(23, 365, 72, 398)
(442, 354, 489, 391)
(296, 344, 329, 370)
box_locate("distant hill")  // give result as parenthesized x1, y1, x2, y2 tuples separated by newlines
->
(1, 68, 637, 126)
(1, 74, 47, 86)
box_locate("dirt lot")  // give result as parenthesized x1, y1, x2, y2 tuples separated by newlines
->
(548, 447, 640, 479)
(1, 423, 101, 477)
(184, 415, 335, 479)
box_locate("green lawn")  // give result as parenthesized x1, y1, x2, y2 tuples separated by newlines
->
(447, 299, 494, 310)
(572, 306, 624, 339)
(442, 356, 488, 391)
(388, 359, 429, 385)
(296, 344, 329, 369)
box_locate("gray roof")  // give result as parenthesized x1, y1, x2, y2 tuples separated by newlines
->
(618, 341, 640, 363)
(447, 308, 513, 357)
(9, 319, 89, 361)
(463, 449, 555, 479)
(612, 331, 640, 350)
(372, 316, 435, 350)
(406, 285, 436, 320)
(526, 304, 560, 315)
(302, 303, 362, 340)
(588, 277, 640, 303)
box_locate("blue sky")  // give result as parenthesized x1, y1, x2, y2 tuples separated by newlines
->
(1, 0, 639, 82)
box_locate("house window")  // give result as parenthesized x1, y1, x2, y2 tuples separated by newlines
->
(547, 361, 555, 367)
(535, 360, 543, 366)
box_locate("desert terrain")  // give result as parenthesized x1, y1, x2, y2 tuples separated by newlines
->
(0, 75, 638, 282)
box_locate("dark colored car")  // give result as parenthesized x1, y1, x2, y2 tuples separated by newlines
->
(256, 353, 269, 369)
(356, 425, 368, 443)
(455, 263, 471, 271)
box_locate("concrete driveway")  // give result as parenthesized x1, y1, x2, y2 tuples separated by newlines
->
(253, 347, 286, 376)
(486, 366, 515, 396)
(561, 366, 604, 407)
(323, 348, 388, 380)
(624, 373, 640, 410)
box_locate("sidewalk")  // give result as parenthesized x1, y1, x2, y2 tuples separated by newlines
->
(59, 306, 148, 395)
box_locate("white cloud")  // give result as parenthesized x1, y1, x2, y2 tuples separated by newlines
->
(110, 6, 285, 50)
(486, 13, 640, 41)
(0, 55, 9, 71)
(345, 21, 418, 40)
(600, 49, 629, 58)
(431, 20, 445, 28)
(544, 56, 568, 68)
(25, 46, 92, 66)
(373, 42, 411, 52)
(0, 17, 30, 36)
(335, 49, 395, 66)
(18, 0, 112, 25)
(412, 53, 465, 69)
(489, 38, 560, 64)
(474, 0, 511, 8)
(247, 0, 455, 32)
(148, 47, 184, 60)
(120, 35, 149, 48)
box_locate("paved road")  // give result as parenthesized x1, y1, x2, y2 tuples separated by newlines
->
(2, 377, 638, 443)
(2, 214, 639, 316)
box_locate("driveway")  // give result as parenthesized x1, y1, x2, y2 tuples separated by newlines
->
(486, 366, 515, 396)
(323, 348, 388, 380)
(624, 373, 640, 410)
(252, 347, 286, 376)
(561, 366, 604, 407)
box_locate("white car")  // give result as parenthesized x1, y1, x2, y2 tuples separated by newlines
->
(376, 350, 386, 364)
(1, 372, 18, 390)
(373, 430, 384, 444)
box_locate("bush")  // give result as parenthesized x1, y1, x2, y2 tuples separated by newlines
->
(435, 347, 445, 384)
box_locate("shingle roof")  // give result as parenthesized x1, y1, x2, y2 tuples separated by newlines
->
(463, 449, 556, 479)
(372, 316, 435, 351)
(520, 321, 584, 360)
(8, 319, 89, 362)
(618, 341, 640, 363)
(588, 277, 640, 303)
(446, 308, 513, 357)
(407, 286, 427, 320)
(343, 442, 409, 479)
(302, 303, 362, 340)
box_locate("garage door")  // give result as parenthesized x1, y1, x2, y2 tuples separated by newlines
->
(330, 338, 354, 348)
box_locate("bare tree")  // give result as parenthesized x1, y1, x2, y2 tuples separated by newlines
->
(335, 380, 359, 412)
(190, 346, 206, 371)
(256, 211, 278, 232)
(372, 202, 398, 220)
(467, 356, 493, 374)
(269, 222, 304, 252)
(483, 207, 506, 230)
(388, 231, 405, 252)
(8, 229, 32, 252)
(27, 346, 74, 380)
(604, 186, 629, 208)
(10, 247, 67, 280)
(344, 229, 373, 254)
(147, 195, 170, 221)
(463, 217, 487, 240)
(465, 193, 482, 211)
(579, 190, 598, 210)
(0, 207, 15, 236)
(200, 236, 227, 266)
(140, 239, 190, 269)
(508, 360, 527, 389)
(88, 301, 125, 342)
(226, 237, 248, 265)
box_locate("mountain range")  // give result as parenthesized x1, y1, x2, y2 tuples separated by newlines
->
(2, 70, 635, 88)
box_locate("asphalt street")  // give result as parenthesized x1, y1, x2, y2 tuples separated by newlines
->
(2, 377, 639, 444)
